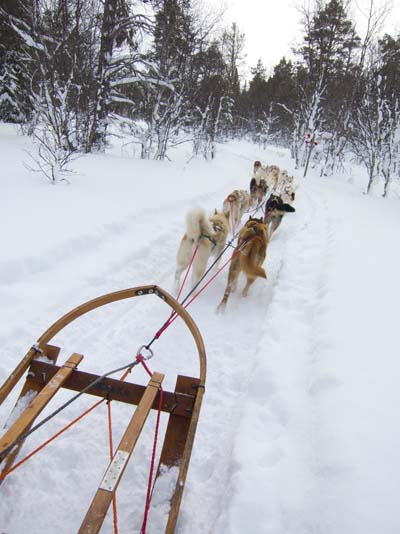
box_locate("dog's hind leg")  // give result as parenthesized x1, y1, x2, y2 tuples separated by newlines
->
(217, 283, 232, 312)
(217, 255, 240, 312)
(242, 276, 256, 297)
(174, 266, 185, 293)
(175, 236, 193, 292)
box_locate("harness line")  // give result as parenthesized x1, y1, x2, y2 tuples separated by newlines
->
(0, 361, 142, 479)
(0, 196, 258, 485)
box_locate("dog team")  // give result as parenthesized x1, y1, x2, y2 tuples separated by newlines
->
(175, 160, 296, 310)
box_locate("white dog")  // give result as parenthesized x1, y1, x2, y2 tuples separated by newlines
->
(223, 190, 242, 231)
(175, 207, 230, 289)
(279, 171, 295, 205)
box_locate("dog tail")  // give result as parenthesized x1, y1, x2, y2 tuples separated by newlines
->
(240, 239, 267, 279)
(185, 207, 214, 241)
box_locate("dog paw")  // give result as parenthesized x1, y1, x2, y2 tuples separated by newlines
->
(216, 302, 226, 314)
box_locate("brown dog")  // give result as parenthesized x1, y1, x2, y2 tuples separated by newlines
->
(217, 217, 269, 311)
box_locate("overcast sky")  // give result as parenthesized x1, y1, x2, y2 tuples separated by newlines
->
(208, 0, 400, 79)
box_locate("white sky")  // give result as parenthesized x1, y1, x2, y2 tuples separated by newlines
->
(208, 0, 400, 79)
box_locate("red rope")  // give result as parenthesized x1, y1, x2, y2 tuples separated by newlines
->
(164, 245, 242, 331)
(150, 243, 243, 341)
(137, 355, 164, 534)
(107, 401, 119, 534)
(175, 243, 199, 302)
(168, 242, 199, 323)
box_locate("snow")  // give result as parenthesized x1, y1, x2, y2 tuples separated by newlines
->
(1, 123, 400, 533)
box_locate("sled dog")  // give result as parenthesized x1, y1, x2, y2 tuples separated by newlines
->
(223, 190, 243, 230)
(263, 193, 295, 237)
(249, 176, 268, 205)
(280, 170, 294, 186)
(223, 189, 253, 230)
(253, 161, 281, 190)
(238, 189, 252, 216)
(175, 207, 230, 289)
(218, 217, 269, 311)
(280, 182, 295, 205)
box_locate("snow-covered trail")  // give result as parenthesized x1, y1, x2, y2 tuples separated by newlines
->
(0, 137, 344, 534)
(213, 180, 334, 534)
(1, 137, 290, 533)
(2, 130, 400, 534)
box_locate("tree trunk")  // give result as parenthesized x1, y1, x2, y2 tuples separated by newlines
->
(86, 0, 117, 152)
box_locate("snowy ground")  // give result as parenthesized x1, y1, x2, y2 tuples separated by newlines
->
(1, 123, 400, 534)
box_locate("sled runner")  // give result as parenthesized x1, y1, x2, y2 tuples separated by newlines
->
(0, 285, 206, 533)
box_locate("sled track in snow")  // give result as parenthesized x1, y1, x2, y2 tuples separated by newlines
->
(0, 180, 239, 348)
(1, 153, 337, 533)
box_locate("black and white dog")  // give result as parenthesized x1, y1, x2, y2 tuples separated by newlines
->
(263, 194, 295, 237)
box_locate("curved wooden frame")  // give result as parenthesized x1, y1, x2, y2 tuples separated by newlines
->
(0, 285, 207, 534)
(0, 285, 206, 404)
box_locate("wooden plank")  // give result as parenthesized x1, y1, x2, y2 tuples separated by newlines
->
(0, 353, 83, 460)
(0, 344, 60, 479)
(0, 347, 39, 406)
(157, 376, 199, 469)
(78, 372, 164, 534)
(165, 379, 205, 534)
(27, 361, 195, 418)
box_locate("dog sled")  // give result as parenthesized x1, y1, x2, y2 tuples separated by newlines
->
(0, 285, 206, 533)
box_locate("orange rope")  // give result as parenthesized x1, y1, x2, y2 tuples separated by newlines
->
(0, 365, 136, 482)
(0, 398, 104, 481)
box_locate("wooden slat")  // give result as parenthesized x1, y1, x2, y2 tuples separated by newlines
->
(0, 353, 83, 460)
(165, 380, 205, 534)
(0, 344, 60, 480)
(27, 360, 195, 418)
(78, 371, 164, 534)
(0, 347, 38, 406)
(157, 376, 199, 469)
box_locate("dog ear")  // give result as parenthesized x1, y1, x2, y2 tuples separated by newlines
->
(283, 204, 296, 212)
(214, 208, 218, 215)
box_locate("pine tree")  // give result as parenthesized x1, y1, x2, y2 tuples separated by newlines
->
(0, 0, 34, 122)
(140, 0, 197, 159)
(296, 0, 360, 173)
(190, 40, 231, 157)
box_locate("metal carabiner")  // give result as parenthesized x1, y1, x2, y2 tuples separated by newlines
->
(136, 345, 154, 361)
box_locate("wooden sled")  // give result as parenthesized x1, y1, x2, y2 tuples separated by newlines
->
(0, 285, 206, 533)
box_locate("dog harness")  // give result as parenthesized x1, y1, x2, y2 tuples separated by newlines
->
(199, 233, 217, 248)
